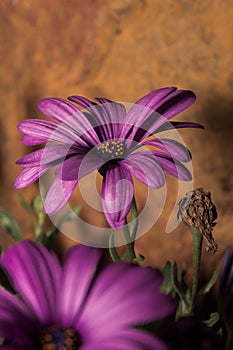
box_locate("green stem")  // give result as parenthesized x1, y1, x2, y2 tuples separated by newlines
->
(189, 227, 203, 313)
(123, 223, 137, 262)
(130, 197, 138, 241)
(108, 197, 138, 263)
(109, 233, 121, 262)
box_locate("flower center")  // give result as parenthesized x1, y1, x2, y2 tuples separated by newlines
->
(97, 140, 126, 161)
(40, 325, 81, 350)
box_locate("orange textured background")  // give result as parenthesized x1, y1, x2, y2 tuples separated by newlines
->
(0, 0, 232, 282)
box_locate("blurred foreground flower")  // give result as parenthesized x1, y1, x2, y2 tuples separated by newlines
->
(0, 241, 176, 349)
(15, 87, 202, 228)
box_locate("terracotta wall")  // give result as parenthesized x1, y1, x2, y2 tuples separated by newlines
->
(0, 0, 232, 279)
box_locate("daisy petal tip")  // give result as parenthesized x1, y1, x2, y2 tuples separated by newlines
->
(13, 176, 26, 189)
(13, 181, 20, 189)
(183, 172, 192, 182)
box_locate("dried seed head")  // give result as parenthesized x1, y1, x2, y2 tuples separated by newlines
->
(178, 188, 218, 253)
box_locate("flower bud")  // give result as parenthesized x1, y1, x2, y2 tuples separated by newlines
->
(178, 188, 218, 253)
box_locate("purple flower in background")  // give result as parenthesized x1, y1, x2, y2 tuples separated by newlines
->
(0, 241, 176, 349)
(15, 87, 203, 228)
(219, 248, 233, 345)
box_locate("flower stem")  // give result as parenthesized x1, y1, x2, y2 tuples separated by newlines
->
(123, 223, 137, 262)
(189, 226, 203, 313)
(108, 197, 138, 263)
(109, 233, 121, 262)
(122, 197, 139, 263)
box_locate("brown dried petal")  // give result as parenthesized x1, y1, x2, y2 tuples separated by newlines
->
(178, 188, 218, 253)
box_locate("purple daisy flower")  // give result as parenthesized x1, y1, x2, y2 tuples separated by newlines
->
(0, 241, 176, 349)
(14, 87, 203, 228)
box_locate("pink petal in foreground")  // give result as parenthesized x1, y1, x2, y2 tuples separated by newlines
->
(1, 241, 61, 325)
(77, 263, 176, 340)
(0, 287, 37, 348)
(59, 246, 102, 326)
(82, 328, 169, 350)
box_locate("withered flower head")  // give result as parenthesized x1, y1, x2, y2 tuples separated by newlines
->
(178, 188, 218, 253)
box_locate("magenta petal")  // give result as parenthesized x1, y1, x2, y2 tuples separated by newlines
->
(93, 100, 127, 138)
(157, 121, 204, 133)
(14, 165, 49, 189)
(55, 154, 85, 181)
(140, 89, 196, 140)
(82, 329, 168, 350)
(156, 89, 196, 120)
(134, 87, 177, 109)
(101, 164, 134, 229)
(0, 287, 37, 348)
(94, 97, 112, 104)
(38, 97, 83, 123)
(38, 98, 100, 145)
(68, 95, 96, 109)
(152, 151, 192, 181)
(83, 103, 120, 140)
(59, 246, 102, 326)
(143, 138, 191, 162)
(120, 87, 177, 139)
(18, 119, 81, 146)
(120, 88, 196, 144)
(21, 134, 48, 146)
(16, 145, 72, 167)
(44, 177, 78, 214)
(77, 264, 176, 339)
(126, 87, 177, 123)
(1, 241, 61, 325)
(56, 150, 102, 181)
(121, 151, 165, 188)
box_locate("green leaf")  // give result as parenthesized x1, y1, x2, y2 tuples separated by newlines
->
(173, 263, 190, 303)
(57, 206, 82, 224)
(198, 272, 217, 296)
(19, 194, 36, 222)
(121, 251, 145, 263)
(121, 250, 132, 262)
(133, 253, 145, 263)
(41, 206, 82, 243)
(161, 261, 173, 294)
(32, 194, 44, 214)
(204, 312, 220, 327)
(47, 205, 82, 237)
(0, 209, 22, 241)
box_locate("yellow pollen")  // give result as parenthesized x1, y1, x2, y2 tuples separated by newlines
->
(97, 141, 125, 160)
